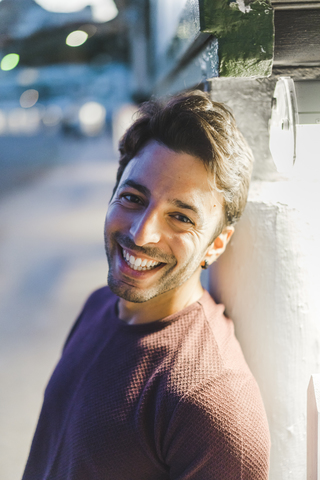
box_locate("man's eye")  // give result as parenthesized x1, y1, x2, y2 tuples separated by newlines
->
(122, 194, 142, 204)
(173, 214, 193, 224)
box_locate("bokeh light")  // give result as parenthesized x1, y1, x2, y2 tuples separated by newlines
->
(34, 0, 118, 22)
(79, 101, 106, 136)
(42, 105, 63, 127)
(66, 30, 88, 47)
(20, 89, 39, 108)
(35, 0, 96, 12)
(91, 0, 118, 22)
(1, 53, 20, 71)
(7, 108, 41, 135)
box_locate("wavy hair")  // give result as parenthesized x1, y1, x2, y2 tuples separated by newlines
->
(113, 90, 254, 228)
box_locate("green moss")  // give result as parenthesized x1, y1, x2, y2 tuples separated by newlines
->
(199, 0, 274, 77)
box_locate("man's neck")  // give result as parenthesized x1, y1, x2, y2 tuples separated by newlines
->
(118, 277, 204, 325)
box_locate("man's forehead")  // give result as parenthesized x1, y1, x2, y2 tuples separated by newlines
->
(120, 157, 209, 196)
(121, 143, 206, 187)
(118, 139, 223, 209)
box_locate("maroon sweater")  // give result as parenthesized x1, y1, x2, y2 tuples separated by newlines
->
(23, 287, 270, 479)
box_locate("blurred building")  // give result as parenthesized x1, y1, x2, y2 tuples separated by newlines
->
(0, 0, 133, 194)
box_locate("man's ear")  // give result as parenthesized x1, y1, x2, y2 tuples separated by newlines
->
(204, 226, 234, 266)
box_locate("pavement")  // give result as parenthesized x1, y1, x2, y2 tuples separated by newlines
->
(0, 153, 118, 479)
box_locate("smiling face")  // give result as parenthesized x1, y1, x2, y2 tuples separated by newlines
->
(104, 140, 227, 305)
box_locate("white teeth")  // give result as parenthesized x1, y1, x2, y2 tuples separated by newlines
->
(122, 248, 161, 271)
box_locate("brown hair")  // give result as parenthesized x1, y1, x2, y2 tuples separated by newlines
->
(114, 90, 254, 228)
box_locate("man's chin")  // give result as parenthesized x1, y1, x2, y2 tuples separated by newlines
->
(107, 276, 156, 304)
(107, 263, 193, 305)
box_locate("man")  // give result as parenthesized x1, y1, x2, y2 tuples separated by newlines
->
(23, 90, 270, 479)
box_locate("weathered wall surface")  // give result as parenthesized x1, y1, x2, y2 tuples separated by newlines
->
(208, 77, 278, 181)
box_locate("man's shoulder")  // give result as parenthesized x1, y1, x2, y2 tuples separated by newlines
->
(165, 290, 250, 380)
(159, 292, 266, 422)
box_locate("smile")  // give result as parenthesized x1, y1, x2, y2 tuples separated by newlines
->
(122, 248, 161, 271)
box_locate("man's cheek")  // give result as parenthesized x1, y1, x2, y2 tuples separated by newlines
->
(105, 206, 122, 231)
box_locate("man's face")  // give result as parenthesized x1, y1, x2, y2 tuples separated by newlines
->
(104, 140, 224, 303)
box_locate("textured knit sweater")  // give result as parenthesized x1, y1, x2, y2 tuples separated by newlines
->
(22, 287, 270, 480)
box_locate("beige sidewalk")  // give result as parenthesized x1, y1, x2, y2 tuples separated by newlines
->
(0, 159, 117, 479)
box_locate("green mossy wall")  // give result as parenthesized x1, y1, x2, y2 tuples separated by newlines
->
(199, 0, 274, 77)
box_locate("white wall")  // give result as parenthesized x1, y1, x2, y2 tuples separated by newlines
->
(210, 178, 320, 479)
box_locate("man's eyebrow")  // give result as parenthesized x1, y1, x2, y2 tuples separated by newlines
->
(119, 179, 151, 197)
(171, 198, 202, 219)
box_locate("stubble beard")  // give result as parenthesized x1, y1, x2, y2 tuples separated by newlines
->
(104, 233, 203, 304)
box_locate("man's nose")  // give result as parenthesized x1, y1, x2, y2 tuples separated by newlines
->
(129, 209, 161, 246)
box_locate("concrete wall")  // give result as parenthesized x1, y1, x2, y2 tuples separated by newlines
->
(208, 76, 320, 479)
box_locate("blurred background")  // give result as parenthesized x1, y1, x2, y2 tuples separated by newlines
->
(0, 0, 141, 196)
(0, 0, 148, 478)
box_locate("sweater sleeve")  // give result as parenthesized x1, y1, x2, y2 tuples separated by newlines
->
(162, 371, 270, 480)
